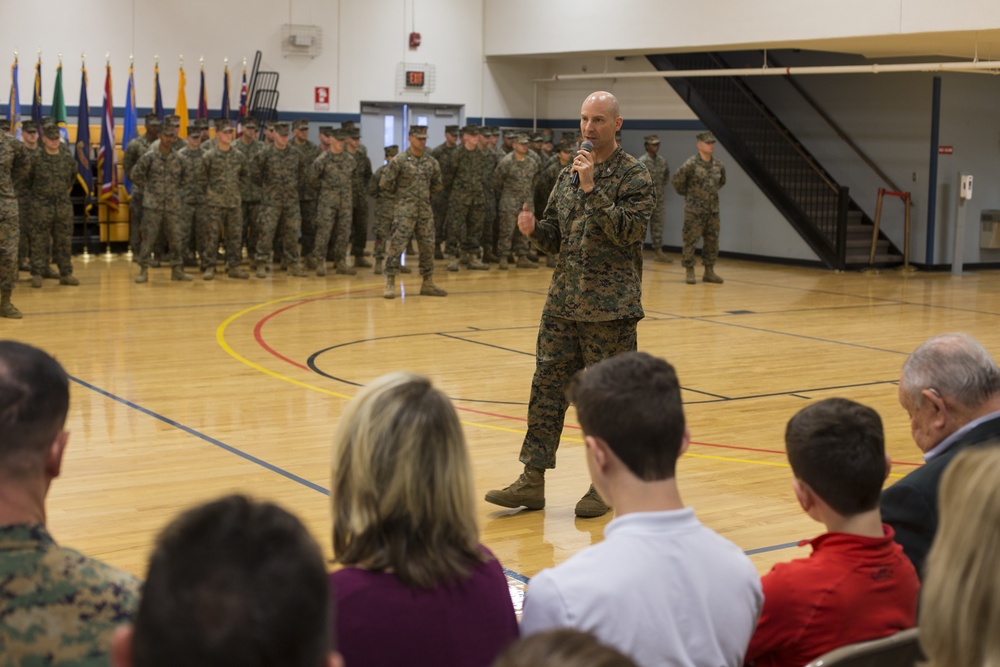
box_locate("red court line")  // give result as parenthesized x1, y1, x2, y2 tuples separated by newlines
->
(249, 295, 923, 469)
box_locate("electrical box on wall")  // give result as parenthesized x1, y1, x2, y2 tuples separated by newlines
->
(282, 24, 323, 58)
(409, 32, 421, 48)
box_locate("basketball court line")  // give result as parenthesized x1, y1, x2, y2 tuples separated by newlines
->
(64, 372, 817, 581)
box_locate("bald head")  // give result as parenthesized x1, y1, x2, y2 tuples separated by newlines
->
(580, 91, 623, 159)
(584, 91, 621, 120)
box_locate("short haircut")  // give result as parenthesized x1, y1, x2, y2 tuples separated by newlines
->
(567, 351, 685, 481)
(784, 398, 886, 516)
(132, 495, 331, 667)
(492, 629, 638, 667)
(921, 443, 1000, 667)
(0, 341, 69, 478)
(331, 372, 484, 589)
(900, 333, 1000, 409)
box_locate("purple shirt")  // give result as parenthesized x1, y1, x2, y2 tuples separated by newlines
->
(331, 547, 518, 667)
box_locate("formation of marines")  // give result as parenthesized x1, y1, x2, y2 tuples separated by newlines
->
(1, 113, 722, 315)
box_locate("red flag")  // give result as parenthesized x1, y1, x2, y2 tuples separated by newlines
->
(98, 63, 118, 210)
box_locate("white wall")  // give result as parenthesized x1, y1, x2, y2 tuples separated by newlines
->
(483, 0, 1000, 57)
(2, 0, 484, 117)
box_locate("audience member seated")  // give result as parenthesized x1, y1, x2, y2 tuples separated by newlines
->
(110, 494, 341, 667)
(880, 333, 1000, 576)
(520, 351, 762, 667)
(0, 341, 141, 665)
(493, 629, 639, 667)
(744, 398, 919, 667)
(330, 371, 518, 667)
(920, 443, 1000, 667)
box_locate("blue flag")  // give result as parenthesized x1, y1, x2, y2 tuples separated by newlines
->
(75, 64, 93, 215)
(122, 64, 138, 195)
(220, 64, 231, 119)
(153, 62, 164, 120)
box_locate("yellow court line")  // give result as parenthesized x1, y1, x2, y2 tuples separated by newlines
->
(217, 289, 909, 477)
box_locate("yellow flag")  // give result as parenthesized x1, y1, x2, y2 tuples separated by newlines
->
(175, 66, 189, 138)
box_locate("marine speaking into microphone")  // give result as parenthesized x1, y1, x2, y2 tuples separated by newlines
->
(570, 140, 593, 188)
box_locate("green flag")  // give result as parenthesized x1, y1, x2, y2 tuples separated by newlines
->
(52, 62, 68, 142)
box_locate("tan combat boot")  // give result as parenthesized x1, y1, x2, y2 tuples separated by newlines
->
(516, 256, 539, 269)
(383, 275, 396, 299)
(171, 266, 193, 282)
(654, 249, 673, 264)
(575, 484, 610, 518)
(334, 262, 357, 276)
(484, 465, 545, 510)
(685, 267, 696, 285)
(373, 258, 383, 275)
(228, 266, 250, 279)
(135, 266, 149, 284)
(447, 254, 460, 272)
(703, 266, 724, 284)
(467, 251, 490, 270)
(0, 289, 22, 319)
(203, 266, 215, 281)
(420, 277, 448, 297)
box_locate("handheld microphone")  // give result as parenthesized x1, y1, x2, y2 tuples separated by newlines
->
(571, 141, 594, 187)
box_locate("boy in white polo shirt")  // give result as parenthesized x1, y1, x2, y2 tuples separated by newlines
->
(520, 351, 762, 667)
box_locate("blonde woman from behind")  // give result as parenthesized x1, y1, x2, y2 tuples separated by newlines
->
(330, 371, 518, 667)
(921, 442, 1000, 667)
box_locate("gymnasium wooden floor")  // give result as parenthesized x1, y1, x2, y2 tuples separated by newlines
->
(7, 249, 998, 611)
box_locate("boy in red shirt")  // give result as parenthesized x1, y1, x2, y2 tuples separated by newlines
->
(745, 398, 919, 667)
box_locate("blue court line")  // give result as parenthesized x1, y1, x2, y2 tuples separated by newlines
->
(69, 375, 330, 496)
(69, 374, 802, 583)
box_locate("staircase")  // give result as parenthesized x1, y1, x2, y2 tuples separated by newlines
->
(648, 52, 903, 270)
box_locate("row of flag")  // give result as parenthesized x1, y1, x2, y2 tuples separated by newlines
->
(6, 55, 250, 213)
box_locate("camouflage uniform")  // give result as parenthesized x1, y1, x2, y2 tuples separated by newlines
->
(430, 140, 458, 248)
(521, 146, 654, 469)
(291, 137, 321, 259)
(311, 150, 354, 269)
(26, 148, 78, 279)
(177, 143, 208, 266)
(252, 144, 306, 269)
(123, 133, 155, 253)
(493, 151, 539, 260)
(0, 524, 140, 666)
(481, 145, 500, 258)
(443, 146, 487, 257)
(347, 146, 372, 260)
(639, 151, 670, 250)
(203, 146, 249, 270)
(234, 135, 265, 262)
(0, 135, 30, 294)
(131, 146, 186, 269)
(672, 153, 726, 267)
(379, 147, 442, 277)
(14, 145, 38, 270)
(370, 162, 395, 262)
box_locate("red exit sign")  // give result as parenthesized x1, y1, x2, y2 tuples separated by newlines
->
(405, 70, 425, 88)
(939, 146, 953, 155)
